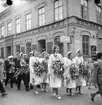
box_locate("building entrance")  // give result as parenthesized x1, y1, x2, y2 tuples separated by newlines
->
(6, 46, 11, 57)
(26, 43, 31, 55)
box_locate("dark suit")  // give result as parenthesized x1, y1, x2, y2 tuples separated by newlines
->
(92, 59, 102, 98)
(5, 60, 15, 88)
(13, 58, 21, 90)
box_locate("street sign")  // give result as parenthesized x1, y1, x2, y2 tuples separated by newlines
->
(91, 45, 96, 54)
(60, 36, 70, 43)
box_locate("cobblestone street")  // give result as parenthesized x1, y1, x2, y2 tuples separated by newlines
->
(0, 86, 102, 105)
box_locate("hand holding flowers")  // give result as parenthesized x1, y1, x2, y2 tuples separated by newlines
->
(52, 60, 64, 78)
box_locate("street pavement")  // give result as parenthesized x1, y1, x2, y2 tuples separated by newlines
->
(0, 85, 102, 105)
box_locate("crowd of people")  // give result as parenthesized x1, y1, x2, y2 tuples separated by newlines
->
(0, 45, 102, 102)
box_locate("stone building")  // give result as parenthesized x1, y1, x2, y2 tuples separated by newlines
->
(0, 0, 102, 58)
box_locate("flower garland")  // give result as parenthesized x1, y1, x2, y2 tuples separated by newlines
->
(52, 60, 64, 78)
(70, 63, 79, 80)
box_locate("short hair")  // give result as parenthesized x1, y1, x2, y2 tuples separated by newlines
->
(97, 52, 102, 59)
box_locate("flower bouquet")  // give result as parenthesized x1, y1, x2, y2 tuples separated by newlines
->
(42, 60, 48, 74)
(9, 63, 15, 73)
(34, 62, 44, 77)
(52, 60, 64, 78)
(79, 63, 88, 77)
(70, 63, 79, 80)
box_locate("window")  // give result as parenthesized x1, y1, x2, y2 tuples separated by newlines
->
(54, 0, 63, 21)
(7, 22, 12, 35)
(1, 47, 4, 58)
(98, 38, 102, 52)
(16, 18, 20, 33)
(26, 13, 31, 30)
(0, 25, 4, 38)
(81, 0, 88, 20)
(82, 35, 89, 55)
(96, 6, 101, 24)
(38, 7, 45, 26)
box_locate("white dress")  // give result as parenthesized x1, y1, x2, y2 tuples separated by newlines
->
(29, 56, 35, 84)
(41, 58, 49, 83)
(74, 56, 86, 87)
(64, 57, 76, 88)
(48, 53, 64, 88)
(34, 57, 43, 85)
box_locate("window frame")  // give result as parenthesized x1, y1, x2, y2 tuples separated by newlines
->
(38, 6, 45, 26)
(25, 13, 32, 30)
(7, 22, 12, 36)
(81, 0, 88, 20)
(82, 35, 89, 56)
(16, 18, 21, 34)
(0, 25, 4, 38)
(96, 5, 102, 24)
(54, 0, 63, 21)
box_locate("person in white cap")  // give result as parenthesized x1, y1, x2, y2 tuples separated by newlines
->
(29, 51, 34, 89)
(74, 49, 86, 94)
(64, 51, 76, 96)
(29, 50, 43, 95)
(48, 45, 64, 100)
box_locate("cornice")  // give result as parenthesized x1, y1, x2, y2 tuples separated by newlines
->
(0, 16, 102, 41)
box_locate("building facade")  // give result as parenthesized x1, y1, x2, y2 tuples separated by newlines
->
(0, 0, 102, 58)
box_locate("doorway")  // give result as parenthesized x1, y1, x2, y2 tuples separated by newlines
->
(16, 45, 20, 53)
(38, 39, 46, 53)
(26, 43, 31, 55)
(1, 47, 4, 58)
(6, 46, 11, 57)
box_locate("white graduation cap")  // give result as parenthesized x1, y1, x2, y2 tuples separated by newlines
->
(29, 51, 33, 55)
(76, 49, 81, 53)
(67, 51, 72, 56)
(8, 55, 14, 59)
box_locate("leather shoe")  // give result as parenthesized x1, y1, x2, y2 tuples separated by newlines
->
(2, 93, 7, 97)
(91, 93, 94, 102)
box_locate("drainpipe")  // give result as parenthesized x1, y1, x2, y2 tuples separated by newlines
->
(66, 0, 70, 52)
(12, 35, 13, 55)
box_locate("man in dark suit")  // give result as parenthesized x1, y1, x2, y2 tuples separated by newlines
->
(91, 52, 102, 102)
(0, 58, 7, 97)
(13, 52, 21, 90)
(4, 58, 12, 87)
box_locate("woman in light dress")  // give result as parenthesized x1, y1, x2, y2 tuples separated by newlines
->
(41, 51, 49, 92)
(87, 58, 94, 89)
(64, 51, 76, 96)
(48, 45, 64, 100)
(74, 50, 86, 94)
(29, 52, 34, 89)
(29, 50, 42, 94)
